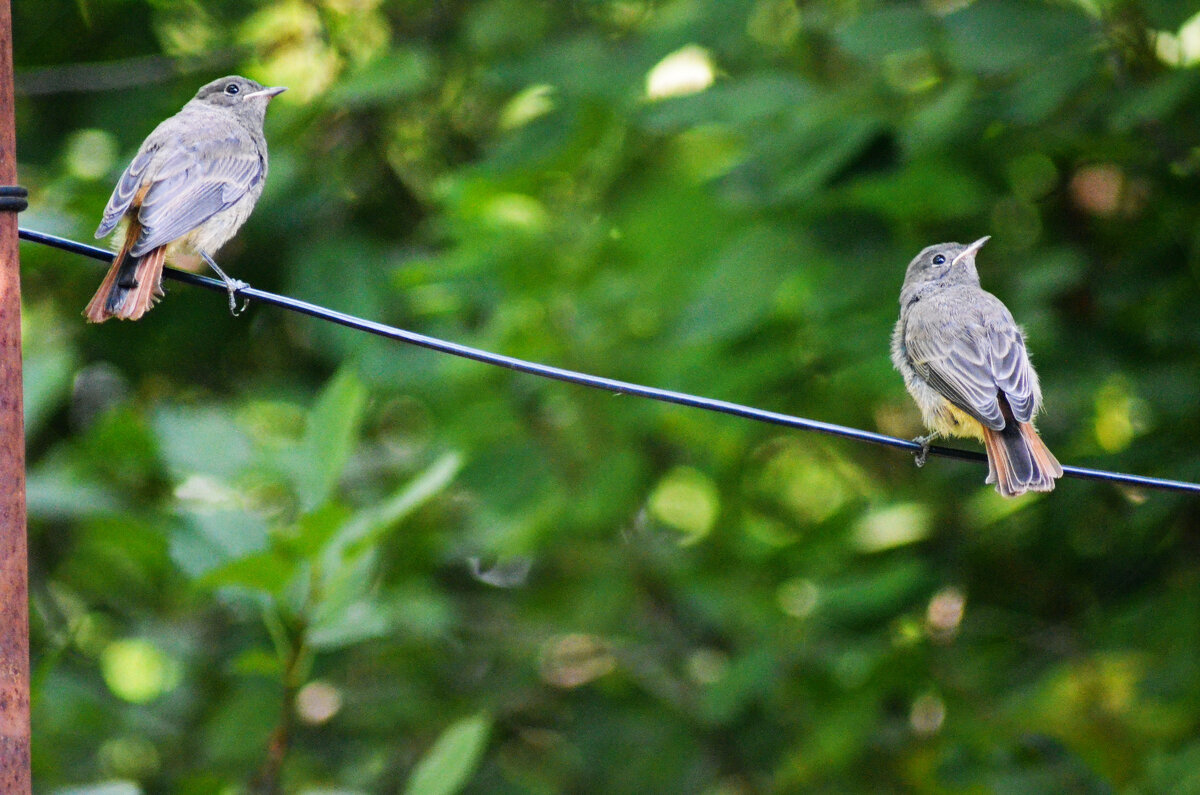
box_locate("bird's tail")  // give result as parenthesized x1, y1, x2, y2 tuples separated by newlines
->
(982, 420, 1063, 497)
(83, 222, 166, 323)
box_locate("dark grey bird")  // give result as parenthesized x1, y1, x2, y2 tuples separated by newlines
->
(892, 236, 1062, 497)
(85, 75, 285, 322)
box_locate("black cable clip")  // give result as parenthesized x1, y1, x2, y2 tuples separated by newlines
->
(0, 186, 27, 213)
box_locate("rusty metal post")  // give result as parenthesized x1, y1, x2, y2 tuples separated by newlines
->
(0, 0, 30, 791)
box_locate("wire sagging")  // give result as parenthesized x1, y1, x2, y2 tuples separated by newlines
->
(18, 226, 1200, 496)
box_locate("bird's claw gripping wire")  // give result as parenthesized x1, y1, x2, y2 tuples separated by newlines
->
(226, 280, 250, 316)
(200, 250, 251, 316)
(912, 434, 936, 468)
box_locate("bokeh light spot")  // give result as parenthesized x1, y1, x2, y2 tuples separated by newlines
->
(648, 466, 720, 543)
(1094, 376, 1152, 453)
(100, 639, 182, 704)
(777, 578, 819, 618)
(852, 503, 931, 553)
(925, 587, 966, 641)
(646, 45, 716, 100)
(539, 634, 616, 689)
(500, 84, 556, 129)
(65, 129, 118, 181)
(296, 680, 343, 725)
(910, 692, 946, 735)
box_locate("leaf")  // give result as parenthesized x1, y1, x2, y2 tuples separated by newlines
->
(169, 511, 270, 580)
(1002, 51, 1098, 124)
(286, 502, 354, 558)
(1111, 69, 1200, 132)
(1141, 0, 1199, 30)
(296, 367, 369, 511)
(154, 407, 254, 480)
(307, 597, 394, 650)
(26, 465, 119, 519)
(640, 71, 814, 132)
(819, 559, 931, 625)
(838, 159, 987, 222)
(769, 116, 884, 202)
(697, 647, 778, 724)
(23, 342, 75, 440)
(404, 714, 492, 795)
(196, 550, 295, 596)
(327, 48, 434, 108)
(943, 0, 1093, 75)
(673, 226, 801, 344)
(327, 452, 462, 560)
(834, 6, 936, 62)
(299, 454, 461, 649)
(307, 546, 378, 648)
(230, 648, 283, 678)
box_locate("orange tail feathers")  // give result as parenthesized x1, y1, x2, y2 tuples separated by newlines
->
(84, 226, 166, 323)
(982, 421, 1063, 498)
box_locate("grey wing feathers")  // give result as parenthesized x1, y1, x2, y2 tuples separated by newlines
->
(987, 324, 1037, 422)
(906, 326, 1006, 429)
(129, 135, 263, 256)
(95, 147, 156, 239)
(904, 293, 1039, 430)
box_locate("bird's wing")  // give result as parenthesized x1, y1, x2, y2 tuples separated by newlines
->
(95, 146, 156, 239)
(128, 129, 263, 256)
(986, 316, 1037, 422)
(903, 293, 1036, 429)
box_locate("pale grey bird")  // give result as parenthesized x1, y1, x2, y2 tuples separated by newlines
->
(86, 75, 285, 322)
(892, 236, 1062, 497)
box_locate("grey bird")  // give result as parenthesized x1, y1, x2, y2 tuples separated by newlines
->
(891, 236, 1063, 497)
(85, 75, 285, 322)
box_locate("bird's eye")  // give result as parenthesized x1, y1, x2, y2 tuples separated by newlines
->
(932, 254, 946, 265)
(224, 83, 240, 95)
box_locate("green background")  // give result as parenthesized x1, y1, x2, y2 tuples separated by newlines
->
(14, 0, 1200, 792)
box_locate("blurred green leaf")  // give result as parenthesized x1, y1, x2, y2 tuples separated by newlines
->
(944, 0, 1093, 75)
(23, 340, 76, 440)
(169, 510, 270, 579)
(308, 596, 392, 650)
(27, 465, 119, 519)
(674, 226, 801, 344)
(1141, 0, 1199, 29)
(287, 501, 353, 558)
(327, 451, 462, 559)
(154, 407, 253, 480)
(196, 550, 295, 596)
(326, 48, 434, 108)
(697, 647, 777, 724)
(404, 714, 492, 795)
(819, 559, 931, 625)
(296, 367, 369, 511)
(835, 7, 936, 62)
(839, 159, 987, 222)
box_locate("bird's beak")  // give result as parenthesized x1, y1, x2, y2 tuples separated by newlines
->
(245, 86, 287, 100)
(952, 235, 990, 266)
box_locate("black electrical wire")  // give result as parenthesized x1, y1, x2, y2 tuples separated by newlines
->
(19, 226, 1200, 496)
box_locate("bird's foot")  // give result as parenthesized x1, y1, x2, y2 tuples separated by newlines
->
(199, 250, 251, 317)
(912, 434, 936, 468)
(226, 279, 250, 316)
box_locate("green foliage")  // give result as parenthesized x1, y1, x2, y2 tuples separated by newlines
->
(405, 714, 492, 795)
(15, 0, 1200, 792)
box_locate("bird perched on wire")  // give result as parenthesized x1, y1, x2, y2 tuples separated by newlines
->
(85, 75, 285, 323)
(892, 236, 1062, 497)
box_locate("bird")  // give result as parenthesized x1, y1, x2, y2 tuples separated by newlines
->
(85, 75, 286, 323)
(891, 236, 1063, 497)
